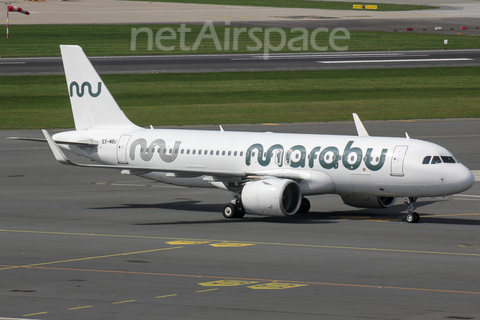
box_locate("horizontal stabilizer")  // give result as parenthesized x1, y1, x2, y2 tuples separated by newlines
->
(7, 136, 98, 146)
(7, 137, 47, 143)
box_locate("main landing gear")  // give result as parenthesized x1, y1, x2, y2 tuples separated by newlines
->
(222, 196, 311, 218)
(297, 197, 311, 214)
(404, 197, 420, 223)
(222, 198, 245, 219)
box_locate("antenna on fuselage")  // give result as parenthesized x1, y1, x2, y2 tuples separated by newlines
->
(405, 132, 410, 139)
(352, 113, 369, 137)
(219, 125, 224, 132)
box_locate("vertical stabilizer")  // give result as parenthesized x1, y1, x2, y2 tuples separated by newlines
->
(60, 45, 139, 130)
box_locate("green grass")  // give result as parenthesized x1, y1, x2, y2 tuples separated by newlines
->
(1, 67, 479, 129)
(1, 24, 479, 58)
(125, 0, 436, 11)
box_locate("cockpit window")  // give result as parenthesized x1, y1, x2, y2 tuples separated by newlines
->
(422, 156, 431, 164)
(431, 156, 442, 164)
(441, 156, 456, 163)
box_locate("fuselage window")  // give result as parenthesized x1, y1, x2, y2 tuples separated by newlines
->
(252, 152, 255, 157)
(222, 151, 226, 156)
(198, 149, 202, 155)
(285, 150, 291, 163)
(422, 156, 431, 164)
(169, 148, 172, 154)
(431, 156, 442, 164)
(240, 151, 244, 157)
(163, 148, 167, 153)
(234, 151, 237, 156)
(181, 149, 184, 154)
(187, 149, 190, 154)
(193, 150, 196, 155)
(441, 156, 456, 163)
(210, 150, 214, 155)
(228, 151, 232, 156)
(204, 150, 208, 155)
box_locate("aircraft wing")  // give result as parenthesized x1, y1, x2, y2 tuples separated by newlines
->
(245, 169, 305, 182)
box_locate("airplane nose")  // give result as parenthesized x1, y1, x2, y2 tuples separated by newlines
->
(454, 166, 475, 193)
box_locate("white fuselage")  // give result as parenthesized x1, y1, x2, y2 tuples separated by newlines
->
(53, 128, 475, 198)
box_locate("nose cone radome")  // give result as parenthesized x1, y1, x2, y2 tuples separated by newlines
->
(454, 167, 475, 193)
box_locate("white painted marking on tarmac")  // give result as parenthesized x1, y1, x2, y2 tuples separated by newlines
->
(453, 194, 480, 198)
(317, 58, 473, 64)
(470, 170, 480, 181)
(231, 53, 430, 61)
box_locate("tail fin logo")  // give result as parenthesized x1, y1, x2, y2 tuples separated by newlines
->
(69, 81, 102, 98)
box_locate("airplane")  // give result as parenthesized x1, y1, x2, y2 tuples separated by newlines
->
(10, 45, 475, 223)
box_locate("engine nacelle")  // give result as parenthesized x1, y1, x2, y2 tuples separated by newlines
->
(341, 195, 396, 209)
(241, 179, 302, 216)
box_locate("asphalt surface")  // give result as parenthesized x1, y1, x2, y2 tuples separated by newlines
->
(1, 120, 480, 320)
(2, 49, 480, 75)
(2, 1, 480, 319)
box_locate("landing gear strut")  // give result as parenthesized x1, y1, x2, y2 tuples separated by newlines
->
(222, 197, 245, 219)
(404, 197, 420, 223)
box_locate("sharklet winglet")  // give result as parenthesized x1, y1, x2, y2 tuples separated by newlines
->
(42, 129, 75, 166)
(353, 113, 369, 137)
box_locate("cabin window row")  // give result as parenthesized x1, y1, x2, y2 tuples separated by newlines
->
(142, 147, 244, 157)
(249, 152, 383, 163)
(422, 155, 456, 164)
(141, 147, 385, 164)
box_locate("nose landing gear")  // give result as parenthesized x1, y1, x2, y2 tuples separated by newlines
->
(404, 197, 420, 223)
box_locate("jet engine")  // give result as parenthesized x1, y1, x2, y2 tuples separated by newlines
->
(341, 195, 396, 209)
(241, 179, 302, 216)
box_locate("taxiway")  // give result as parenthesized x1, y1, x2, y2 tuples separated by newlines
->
(1, 120, 479, 320)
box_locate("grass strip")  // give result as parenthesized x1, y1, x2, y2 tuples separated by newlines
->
(1, 24, 479, 58)
(1, 67, 479, 130)
(125, 0, 436, 11)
